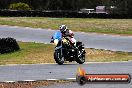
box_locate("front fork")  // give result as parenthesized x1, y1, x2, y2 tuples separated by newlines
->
(77, 49, 86, 57)
(60, 40, 63, 58)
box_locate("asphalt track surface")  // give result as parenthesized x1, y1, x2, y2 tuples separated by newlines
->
(0, 25, 132, 52)
(0, 62, 132, 82)
(0, 61, 132, 88)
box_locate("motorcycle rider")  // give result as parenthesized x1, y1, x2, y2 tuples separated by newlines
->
(51, 25, 76, 46)
(59, 25, 76, 46)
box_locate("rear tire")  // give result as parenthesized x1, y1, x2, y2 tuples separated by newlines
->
(54, 50, 64, 65)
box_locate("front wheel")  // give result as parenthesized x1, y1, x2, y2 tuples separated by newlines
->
(54, 50, 64, 65)
(76, 50, 85, 64)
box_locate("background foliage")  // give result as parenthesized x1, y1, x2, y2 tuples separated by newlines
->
(9, 2, 31, 10)
(0, 0, 132, 14)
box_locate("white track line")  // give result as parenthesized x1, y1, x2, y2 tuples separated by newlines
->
(23, 80, 35, 82)
(1, 78, 76, 83)
(4, 81, 15, 83)
(46, 79, 59, 81)
(65, 78, 76, 80)
(0, 61, 130, 67)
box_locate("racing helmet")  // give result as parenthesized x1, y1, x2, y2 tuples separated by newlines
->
(59, 25, 67, 33)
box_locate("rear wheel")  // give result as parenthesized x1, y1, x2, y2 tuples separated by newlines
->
(54, 50, 64, 65)
(76, 50, 85, 64)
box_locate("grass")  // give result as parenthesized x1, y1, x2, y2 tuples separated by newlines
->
(0, 42, 132, 65)
(0, 17, 132, 35)
(0, 42, 55, 65)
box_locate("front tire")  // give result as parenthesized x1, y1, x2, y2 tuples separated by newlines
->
(54, 50, 64, 65)
(76, 50, 85, 64)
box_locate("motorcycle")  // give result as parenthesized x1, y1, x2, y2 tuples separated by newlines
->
(53, 37, 86, 65)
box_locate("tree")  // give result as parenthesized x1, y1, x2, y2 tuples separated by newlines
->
(9, 2, 31, 10)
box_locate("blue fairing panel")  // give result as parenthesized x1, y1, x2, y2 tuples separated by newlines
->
(53, 31, 62, 40)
